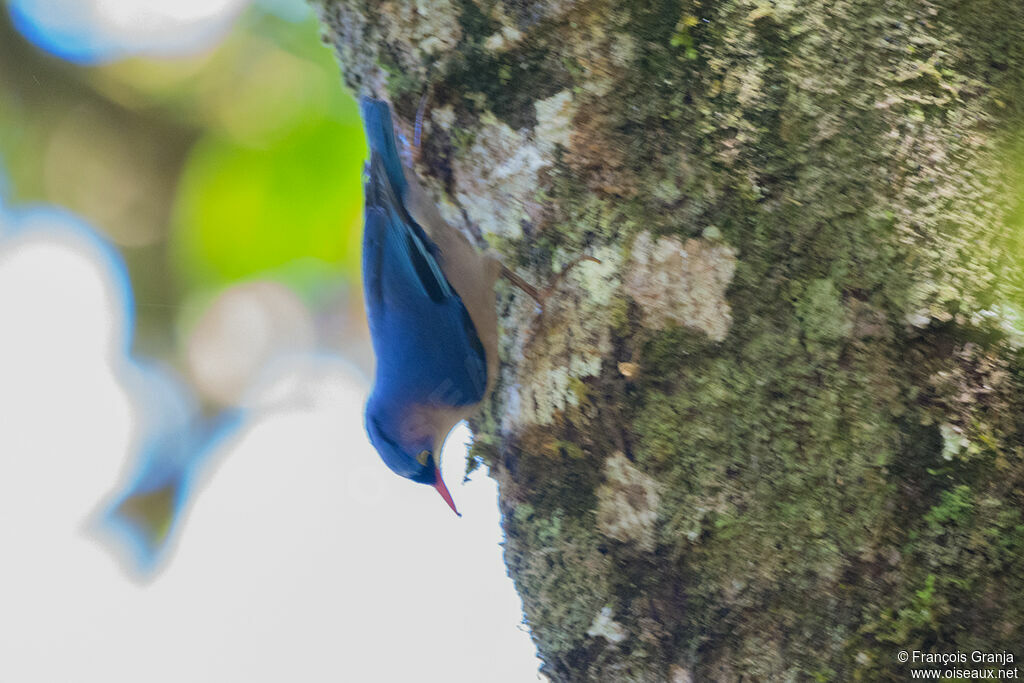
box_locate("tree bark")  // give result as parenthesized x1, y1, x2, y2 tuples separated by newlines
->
(313, 0, 1024, 679)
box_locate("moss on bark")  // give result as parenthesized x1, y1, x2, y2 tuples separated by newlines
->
(314, 0, 1024, 679)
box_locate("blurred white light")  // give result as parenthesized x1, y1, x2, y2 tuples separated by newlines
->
(93, 0, 248, 52)
(9, 0, 250, 62)
(186, 280, 316, 406)
(0, 211, 545, 681)
(0, 206, 134, 359)
(97, 0, 240, 26)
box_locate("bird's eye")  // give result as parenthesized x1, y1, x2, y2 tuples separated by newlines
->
(416, 449, 430, 466)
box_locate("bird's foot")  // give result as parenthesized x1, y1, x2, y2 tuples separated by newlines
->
(394, 87, 434, 167)
(412, 86, 433, 163)
(500, 265, 545, 308)
(501, 254, 601, 313)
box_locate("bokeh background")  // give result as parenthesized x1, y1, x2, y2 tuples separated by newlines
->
(0, 1, 542, 680)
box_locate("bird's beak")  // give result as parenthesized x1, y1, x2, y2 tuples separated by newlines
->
(433, 467, 461, 517)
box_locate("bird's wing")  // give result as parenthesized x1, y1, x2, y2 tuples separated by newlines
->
(359, 97, 487, 405)
(361, 96, 455, 303)
(363, 180, 454, 310)
(363, 205, 487, 405)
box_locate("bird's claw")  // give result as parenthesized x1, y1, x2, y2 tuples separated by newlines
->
(502, 254, 601, 314)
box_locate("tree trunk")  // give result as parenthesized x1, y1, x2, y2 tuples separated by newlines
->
(313, 0, 1024, 679)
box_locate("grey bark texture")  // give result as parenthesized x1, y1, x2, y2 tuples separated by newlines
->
(313, 0, 1024, 680)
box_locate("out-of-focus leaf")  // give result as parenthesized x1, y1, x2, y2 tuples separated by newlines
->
(89, 16, 347, 147)
(171, 114, 366, 291)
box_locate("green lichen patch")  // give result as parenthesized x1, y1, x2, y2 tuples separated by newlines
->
(595, 452, 661, 551)
(534, 90, 576, 155)
(450, 111, 548, 240)
(624, 232, 738, 342)
(587, 606, 629, 643)
(499, 246, 618, 429)
(794, 278, 853, 346)
(503, 504, 613, 657)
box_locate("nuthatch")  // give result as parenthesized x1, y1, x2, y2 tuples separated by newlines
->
(360, 98, 501, 516)
(360, 97, 598, 515)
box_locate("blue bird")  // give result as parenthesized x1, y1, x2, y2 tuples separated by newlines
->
(360, 97, 503, 516)
(97, 361, 243, 574)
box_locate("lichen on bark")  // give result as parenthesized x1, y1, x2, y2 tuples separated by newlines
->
(314, 0, 1024, 680)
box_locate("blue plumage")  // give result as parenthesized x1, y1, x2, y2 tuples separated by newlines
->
(360, 97, 498, 515)
(360, 98, 409, 201)
(362, 207, 486, 404)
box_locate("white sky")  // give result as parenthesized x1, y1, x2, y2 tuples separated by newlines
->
(0, 228, 544, 682)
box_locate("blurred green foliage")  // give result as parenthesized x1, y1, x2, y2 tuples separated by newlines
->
(159, 13, 367, 294)
(0, 6, 366, 355)
(173, 113, 365, 293)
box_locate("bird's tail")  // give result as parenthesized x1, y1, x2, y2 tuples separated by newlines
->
(359, 97, 408, 198)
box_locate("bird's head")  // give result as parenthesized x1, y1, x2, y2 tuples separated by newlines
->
(364, 399, 461, 516)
